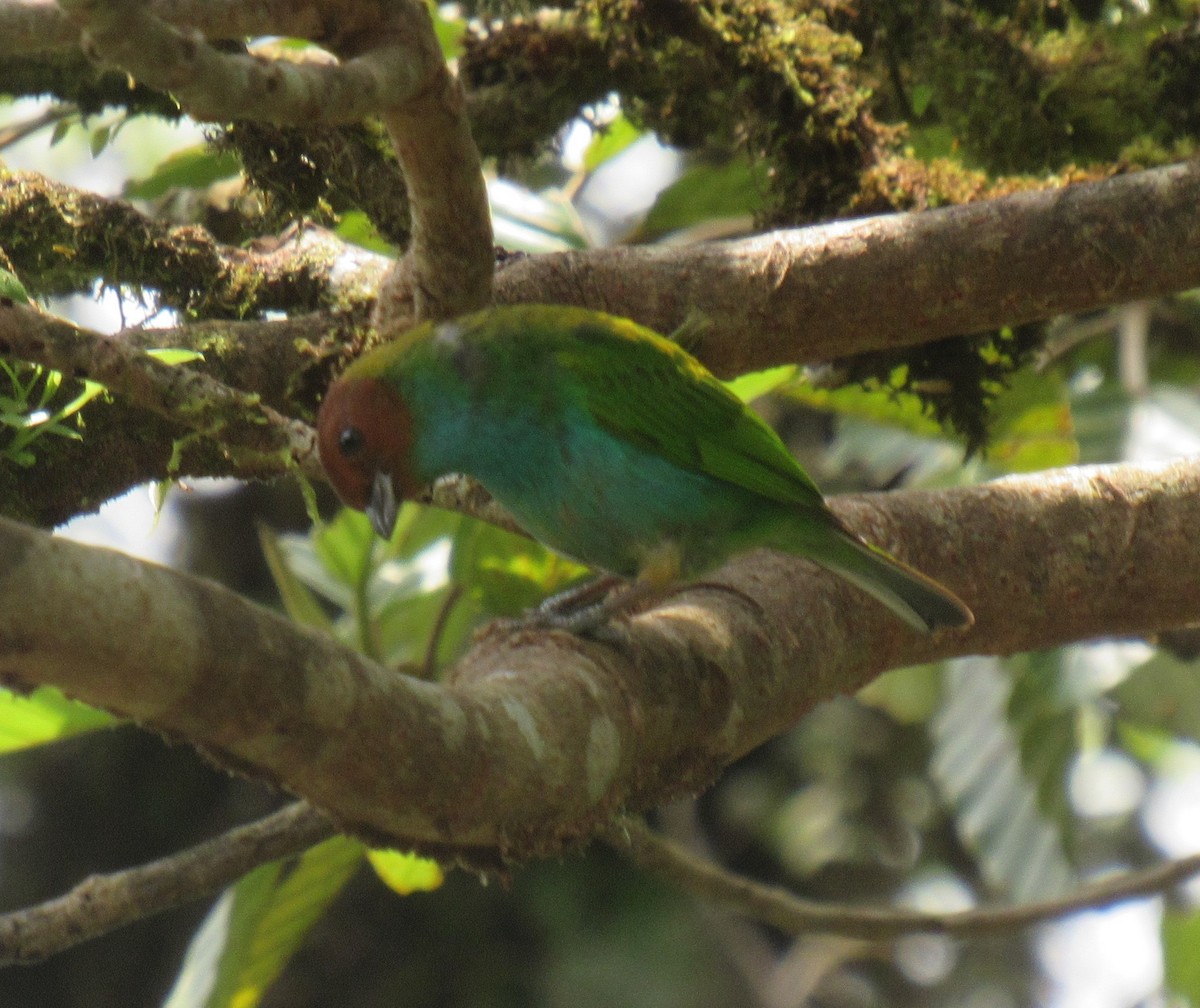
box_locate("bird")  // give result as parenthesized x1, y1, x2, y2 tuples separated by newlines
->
(316, 304, 973, 634)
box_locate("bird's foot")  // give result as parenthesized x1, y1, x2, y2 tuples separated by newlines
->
(485, 575, 657, 641)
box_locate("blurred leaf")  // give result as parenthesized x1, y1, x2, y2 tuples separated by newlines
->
(490, 181, 589, 252)
(930, 656, 1076, 901)
(723, 365, 798, 405)
(366, 848, 444, 895)
(1113, 651, 1200, 740)
(1115, 720, 1175, 767)
(334, 209, 398, 256)
(907, 125, 957, 161)
(89, 123, 112, 157)
(985, 368, 1077, 472)
(582, 113, 642, 172)
(911, 82, 934, 117)
(858, 663, 941, 724)
(0, 265, 32, 305)
(145, 348, 205, 366)
(429, 2, 466, 59)
(790, 372, 944, 438)
(639, 157, 765, 240)
(312, 508, 379, 591)
(125, 146, 241, 200)
(0, 685, 115, 752)
(164, 835, 363, 1008)
(257, 524, 333, 631)
(450, 516, 583, 617)
(1164, 907, 1200, 1004)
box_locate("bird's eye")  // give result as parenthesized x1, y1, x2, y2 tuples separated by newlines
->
(338, 426, 365, 457)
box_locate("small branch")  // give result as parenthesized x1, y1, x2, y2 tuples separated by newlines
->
(606, 816, 1200, 938)
(0, 304, 322, 481)
(375, 3, 494, 322)
(0, 801, 335, 966)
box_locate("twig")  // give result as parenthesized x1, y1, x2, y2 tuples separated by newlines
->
(0, 801, 335, 966)
(605, 815, 1200, 939)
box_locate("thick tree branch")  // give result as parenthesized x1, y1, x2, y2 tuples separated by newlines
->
(0, 460, 1196, 861)
(0, 303, 323, 482)
(494, 160, 1200, 376)
(0, 801, 333, 966)
(0, 169, 388, 311)
(49, 0, 423, 125)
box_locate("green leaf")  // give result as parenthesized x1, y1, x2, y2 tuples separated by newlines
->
(490, 182, 589, 252)
(582, 113, 643, 172)
(429, 2, 466, 59)
(164, 835, 364, 1008)
(858, 663, 941, 724)
(1113, 650, 1200, 740)
(89, 123, 113, 157)
(789, 372, 944, 437)
(911, 82, 935, 117)
(125, 145, 241, 199)
(639, 157, 766, 241)
(723, 365, 798, 405)
(0, 266, 32, 306)
(145, 347, 205, 366)
(257, 524, 333, 631)
(0, 685, 115, 752)
(1164, 907, 1200, 1003)
(985, 368, 1077, 473)
(334, 209, 397, 256)
(930, 656, 1076, 901)
(365, 848, 444, 895)
(450, 516, 583, 617)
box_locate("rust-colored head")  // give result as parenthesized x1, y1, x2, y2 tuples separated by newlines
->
(316, 376, 420, 538)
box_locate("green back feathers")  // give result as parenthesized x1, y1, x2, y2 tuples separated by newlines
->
(348, 305, 825, 508)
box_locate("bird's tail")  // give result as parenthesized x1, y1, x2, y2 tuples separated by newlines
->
(789, 518, 973, 633)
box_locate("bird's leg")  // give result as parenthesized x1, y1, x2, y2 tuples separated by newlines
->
(512, 544, 682, 637)
(533, 573, 624, 618)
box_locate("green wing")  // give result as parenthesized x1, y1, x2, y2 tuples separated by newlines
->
(551, 310, 825, 507)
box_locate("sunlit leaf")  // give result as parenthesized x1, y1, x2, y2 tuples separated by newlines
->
(125, 146, 241, 200)
(985, 368, 1077, 472)
(163, 836, 364, 1008)
(0, 685, 115, 752)
(723, 365, 798, 404)
(334, 209, 398, 256)
(1164, 907, 1200, 1004)
(490, 181, 589, 252)
(257, 524, 333, 631)
(930, 656, 1076, 901)
(366, 848, 444, 895)
(582, 113, 642, 172)
(639, 157, 765, 240)
(1113, 651, 1200, 741)
(450, 515, 583, 617)
(145, 348, 205, 366)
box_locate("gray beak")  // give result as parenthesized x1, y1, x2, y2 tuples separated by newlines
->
(366, 469, 398, 539)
